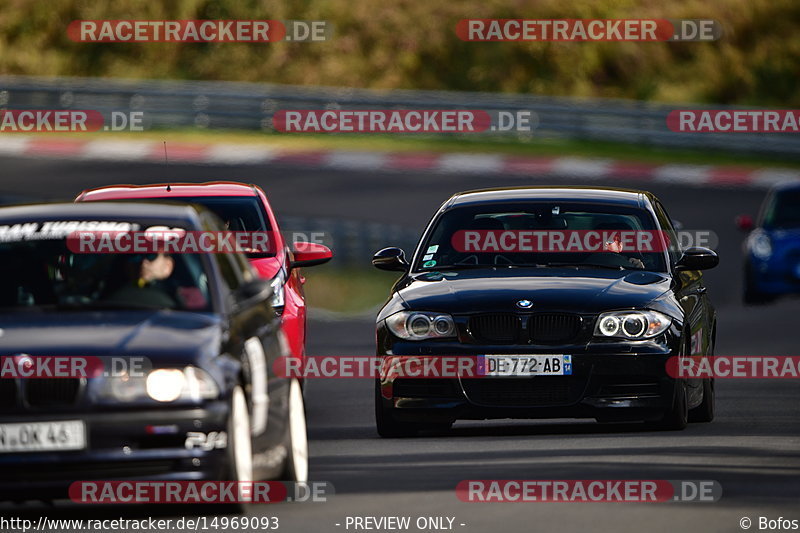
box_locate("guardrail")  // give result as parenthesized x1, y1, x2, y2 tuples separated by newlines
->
(1, 75, 798, 157)
(280, 216, 419, 269)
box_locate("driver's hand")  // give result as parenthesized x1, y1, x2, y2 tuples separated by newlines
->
(628, 257, 645, 269)
(141, 254, 174, 282)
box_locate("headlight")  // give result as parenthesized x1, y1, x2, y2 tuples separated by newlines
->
(385, 311, 457, 340)
(750, 232, 772, 260)
(270, 268, 287, 312)
(146, 369, 186, 402)
(100, 366, 220, 403)
(594, 310, 671, 340)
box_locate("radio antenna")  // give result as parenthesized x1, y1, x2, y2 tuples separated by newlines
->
(164, 142, 172, 191)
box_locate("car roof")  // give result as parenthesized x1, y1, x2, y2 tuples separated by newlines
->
(77, 181, 259, 201)
(0, 201, 206, 228)
(445, 186, 649, 209)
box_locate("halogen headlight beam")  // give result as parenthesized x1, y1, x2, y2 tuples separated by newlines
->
(385, 311, 457, 340)
(594, 310, 671, 340)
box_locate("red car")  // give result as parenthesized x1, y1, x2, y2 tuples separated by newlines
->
(76, 181, 332, 363)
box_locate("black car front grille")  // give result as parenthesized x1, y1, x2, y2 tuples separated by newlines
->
(469, 314, 520, 343)
(529, 313, 582, 344)
(461, 377, 574, 407)
(25, 379, 81, 407)
(468, 313, 584, 345)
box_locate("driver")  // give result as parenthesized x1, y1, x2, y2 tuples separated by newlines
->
(103, 253, 177, 308)
(596, 221, 646, 269)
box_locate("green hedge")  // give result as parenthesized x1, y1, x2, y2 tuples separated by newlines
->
(1, 0, 798, 105)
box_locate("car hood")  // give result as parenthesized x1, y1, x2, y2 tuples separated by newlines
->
(396, 268, 673, 315)
(0, 310, 222, 363)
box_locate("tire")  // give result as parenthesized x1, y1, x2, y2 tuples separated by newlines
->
(374, 381, 450, 438)
(222, 385, 253, 513)
(649, 380, 688, 431)
(689, 378, 715, 423)
(281, 379, 309, 483)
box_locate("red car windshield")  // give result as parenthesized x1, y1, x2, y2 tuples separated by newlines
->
(137, 195, 276, 258)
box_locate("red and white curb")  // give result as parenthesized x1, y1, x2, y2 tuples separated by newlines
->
(1, 136, 798, 188)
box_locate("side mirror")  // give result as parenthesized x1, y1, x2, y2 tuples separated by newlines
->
(372, 247, 409, 272)
(290, 242, 332, 269)
(735, 214, 754, 232)
(676, 247, 719, 271)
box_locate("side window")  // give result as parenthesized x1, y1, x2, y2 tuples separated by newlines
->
(653, 201, 681, 265)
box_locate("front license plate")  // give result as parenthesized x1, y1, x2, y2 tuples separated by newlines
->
(0, 420, 86, 453)
(482, 354, 572, 377)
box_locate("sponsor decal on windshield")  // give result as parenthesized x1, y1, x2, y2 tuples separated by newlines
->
(0, 221, 139, 242)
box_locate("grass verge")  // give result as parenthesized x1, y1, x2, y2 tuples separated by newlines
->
(302, 268, 399, 315)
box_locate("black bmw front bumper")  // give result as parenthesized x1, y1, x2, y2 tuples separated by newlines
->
(377, 332, 682, 424)
(0, 402, 229, 502)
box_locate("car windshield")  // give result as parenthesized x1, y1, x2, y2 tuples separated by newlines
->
(415, 202, 668, 272)
(154, 195, 275, 258)
(0, 237, 213, 312)
(763, 189, 800, 229)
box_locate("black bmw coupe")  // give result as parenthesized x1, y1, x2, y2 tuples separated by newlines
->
(372, 187, 718, 437)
